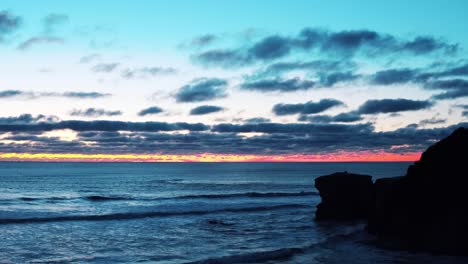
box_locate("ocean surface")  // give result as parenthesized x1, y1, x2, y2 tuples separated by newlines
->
(0, 162, 467, 264)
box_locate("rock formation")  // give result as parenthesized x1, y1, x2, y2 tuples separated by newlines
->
(315, 172, 373, 221)
(315, 127, 468, 255)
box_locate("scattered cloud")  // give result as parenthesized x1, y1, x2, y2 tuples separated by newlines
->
(138, 106, 164, 116)
(193, 28, 457, 68)
(70, 108, 122, 117)
(0, 90, 110, 99)
(190, 105, 224, 115)
(299, 112, 363, 123)
(92, 63, 119, 73)
(175, 78, 228, 102)
(272, 99, 344, 116)
(0, 11, 21, 41)
(17, 37, 64, 50)
(357, 99, 433, 114)
(122, 66, 177, 79)
(241, 77, 315, 92)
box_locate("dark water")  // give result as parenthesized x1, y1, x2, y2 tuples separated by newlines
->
(0, 162, 466, 263)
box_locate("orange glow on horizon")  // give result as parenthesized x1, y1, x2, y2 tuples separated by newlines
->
(0, 152, 421, 162)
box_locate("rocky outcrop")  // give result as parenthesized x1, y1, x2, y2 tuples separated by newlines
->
(315, 172, 373, 221)
(315, 127, 468, 255)
(369, 127, 468, 254)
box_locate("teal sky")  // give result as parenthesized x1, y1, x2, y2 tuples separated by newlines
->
(0, 0, 466, 158)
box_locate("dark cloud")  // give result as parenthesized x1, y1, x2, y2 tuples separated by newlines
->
(175, 78, 228, 102)
(427, 79, 468, 100)
(122, 67, 177, 79)
(272, 99, 344, 116)
(244, 117, 271, 123)
(0, 90, 23, 98)
(70, 108, 122, 117)
(241, 77, 315, 92)
(418, 117, 446, 126)
(299, 112, 363, 123)
(371, 68, 419, 85)
(193, 49, 250, 68)
(17, 37, 64, 50)
(92, 63, 119, 73)
(138, 106, 164, 116)
(463, 111, 468, 117)
(319, 71, 360, 86)
(264, 60, 356, 75)
(190, 105, 224, 115)
(248, 35, 292, 60)
(357, 99, 433, 114)
(0, 11, 21, 41)
(193, 28, 457, 68)
(0, 120, 209, 133)
(0, 118, 466, 156)
(0, 114, 58, 124)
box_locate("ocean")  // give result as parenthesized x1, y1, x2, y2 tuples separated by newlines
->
(0, 162, 466, 263)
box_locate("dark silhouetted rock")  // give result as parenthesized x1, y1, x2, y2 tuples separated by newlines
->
(314, 172, 373, 221)
(369, 127, 468, 254)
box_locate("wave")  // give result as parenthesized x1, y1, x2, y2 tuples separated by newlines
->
(184, 247, 304, 264)
(176, 191, 318, 199)
(0, 204, 310, 225)
(184, 226, 368, 264)
(12, 191, 317, 203)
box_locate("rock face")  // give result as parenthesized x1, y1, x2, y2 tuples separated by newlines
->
(369, 127, 468, 254)
(314, 127, 468, 255)
(315, 172, 374, 221)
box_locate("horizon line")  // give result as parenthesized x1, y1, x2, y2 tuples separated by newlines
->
(0, 152, 421, 162)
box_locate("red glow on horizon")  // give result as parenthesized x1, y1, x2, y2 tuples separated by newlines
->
(0, 151, 421, 162)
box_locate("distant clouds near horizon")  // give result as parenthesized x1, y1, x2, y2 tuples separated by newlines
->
(0, 0, 467, 160)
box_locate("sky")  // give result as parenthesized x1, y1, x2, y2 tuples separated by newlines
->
(0, 0, 467, 161)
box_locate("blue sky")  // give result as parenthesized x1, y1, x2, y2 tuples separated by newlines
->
(0, 0, 467, 160)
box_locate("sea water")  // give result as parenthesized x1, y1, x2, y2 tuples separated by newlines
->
(0, 162, 466, 263)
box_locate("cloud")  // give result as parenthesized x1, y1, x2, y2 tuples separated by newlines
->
(427, 79, 468, 100)
(193, 28, 457, 68)
(299, 112, 363, 123)
(70, 108, 122, 117)
(43, 13, 69, 34)
(122, 67, 177, 79)
(418, 117, 446, 126)
(62, 92, 110, 98)
(263, 60, 356, 75)
(17, 37, 64, 50)
(244, 117, 271, 123)
(190, 34, 218, 47)
(92, 63, 119, 73)
(272, 99, 344, 116)
(319, 71, 360, 86)
(0, 11, 21, 41)
(357, 98, 433, 114)
(0, 90, 110, 99)
(371, 68, 419, 85)
(241, 77, 315, 92)
(138, 106, 164, 116)
(0, 114, 58, 124)
(0, 90, 23, 98)
(193, 49, 250, 68)
(190, 105, 224, 115)
(0, 120, 209, 133)
(79, 54, 100, 64)
(175, 78, 228, 102)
